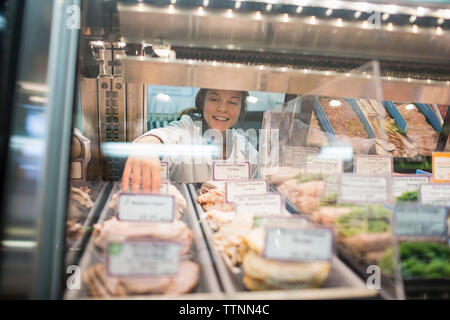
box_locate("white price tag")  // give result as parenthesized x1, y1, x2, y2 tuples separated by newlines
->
(338, 175, 391, 204)
(305, 156, 343, 175)
(432, 152, 450, 182)
(70, 161, 83, 180)
(393, 175, 429, 197)
(107, 241, 180, 276)
(282, 146, 319, 167)
(225, 180, 268, 203)
(394, 204, 448, 238)
(354, 155, 393, 176)
(160, 162, 169, 182)
(118, 193, 175, 222)
(159, 182, 168, 194)
(264, 227, 333, 262)
(420, 184, 450, 207)
(235, 193, 283, 216)
(213, 161, 250, 181)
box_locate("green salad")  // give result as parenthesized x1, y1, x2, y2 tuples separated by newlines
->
(335, 205, 391, 237)
(396, 190, 418, 202)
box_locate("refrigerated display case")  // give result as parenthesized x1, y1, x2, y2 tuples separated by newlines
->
(0, 0, 449, 300)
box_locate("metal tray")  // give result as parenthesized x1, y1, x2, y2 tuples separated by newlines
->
(65, 181, 112, 267)
(188, 183, 377, 300)
(64, 182, 222, 300)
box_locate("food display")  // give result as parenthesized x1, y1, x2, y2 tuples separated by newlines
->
(192, 181, 372, 297)
(65, 183, 220, 299)
(394, 103, 440, 156)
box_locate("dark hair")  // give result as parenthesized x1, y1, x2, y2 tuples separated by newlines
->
(189, 88, 248, 122)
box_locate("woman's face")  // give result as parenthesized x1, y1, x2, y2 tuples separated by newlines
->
(203, 89, 242, 133)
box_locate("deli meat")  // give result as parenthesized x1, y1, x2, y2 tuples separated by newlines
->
(396, 103, 439, 156)
(320, 97, 368, 139)
(196, 188, 234, 212)
(93, 217, 192, 255)
(83, 260, 199, 297)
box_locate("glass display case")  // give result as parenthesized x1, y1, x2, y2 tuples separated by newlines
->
(0, 0, 449, 300)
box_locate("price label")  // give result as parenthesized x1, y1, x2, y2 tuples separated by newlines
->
(338, 175, 390, 204)
(253, 215, 309, 228)
(420, 184, 450, 207)
(305, 155, 343, 175)
(394, 204, 448, 238)
(432, 152, 450, 182)
(282, 146, 319, 167)
(118, 193, 175, 222)
(107, 241, 180, 276)
(213, 161, 250, 181)
(225, 180, 268, 203)
(235, 193, 283, 216)
(354, 155, 393, 176)
(70, 161, 83, 180)
(160, 162, 169, 182)
(264, 227, 333, 262)
(393, 175, 429, 197)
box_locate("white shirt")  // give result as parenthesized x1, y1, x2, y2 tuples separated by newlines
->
(134, 115, 258, 182)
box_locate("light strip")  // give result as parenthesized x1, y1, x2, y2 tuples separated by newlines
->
(2, 240, 37, 249)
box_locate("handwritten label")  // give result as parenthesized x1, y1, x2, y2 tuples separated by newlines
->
(305, 156, 343, 175)
(70, 161, 83, 179)
(432, 152, 450, 182)
(393, 175, 429, 197)
(225, 180, 268, 203)
(107, 241, 180, 276)
(338, 175, 390, 204)
(235, 193, 283, 216)
(160, 162, 169, 182)
(394, 204, 448, 238)
(282, 146, 319, 167)
(213, 161, 250, 181)
(420, 184, 450, 207)
(118, 193, 175, 222)
(264, 227, 333, 262)
(354, 155, 393, 176)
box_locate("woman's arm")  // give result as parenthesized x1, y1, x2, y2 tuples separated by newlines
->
(121, 135, 162, 193)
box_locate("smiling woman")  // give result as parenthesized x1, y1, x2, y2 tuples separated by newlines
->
(121, 88, 257, 192)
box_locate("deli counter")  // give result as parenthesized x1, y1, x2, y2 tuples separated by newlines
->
(0, 0, 449, 300)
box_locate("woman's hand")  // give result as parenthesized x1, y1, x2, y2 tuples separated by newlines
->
(121, 135, 162, 193)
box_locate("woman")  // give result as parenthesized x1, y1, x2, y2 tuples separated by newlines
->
(121, 89, 258, 192)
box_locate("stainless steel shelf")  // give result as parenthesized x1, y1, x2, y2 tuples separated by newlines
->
(118, 3, 450, 63)
(119, 56, 450, 105)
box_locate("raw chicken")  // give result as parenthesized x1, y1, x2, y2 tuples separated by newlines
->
(83, 260, 199, 297)
(93, 217, 192, 255)
(196, 188, 234, 212)
(71, 187, 94, 209)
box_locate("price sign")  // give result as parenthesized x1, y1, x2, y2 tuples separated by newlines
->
(394, 203, 448, 238)
(282, 146, 319, 167)
(354, 155, 393, 176)
(118, 193, 175, 222)
(225, 180, 268, 203)
(393, 175, 429, 198)
(432, 152, 450, 182)
(338, 174, 391, 204)
(305, 155, 343, 175)
(235, 193, 283, 216)
(419, 184, 450, 207)
(264, 227, 333, 262)
(107, 241, 180, 276)
(213, 161, 250, 181)
(160, 162, 169, 182)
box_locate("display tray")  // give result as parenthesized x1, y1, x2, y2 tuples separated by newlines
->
(64, 183, 222, 300)
(188, 183, 377, 300)
(402, 278, 450, 299)
(65, 181, 112, 267)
